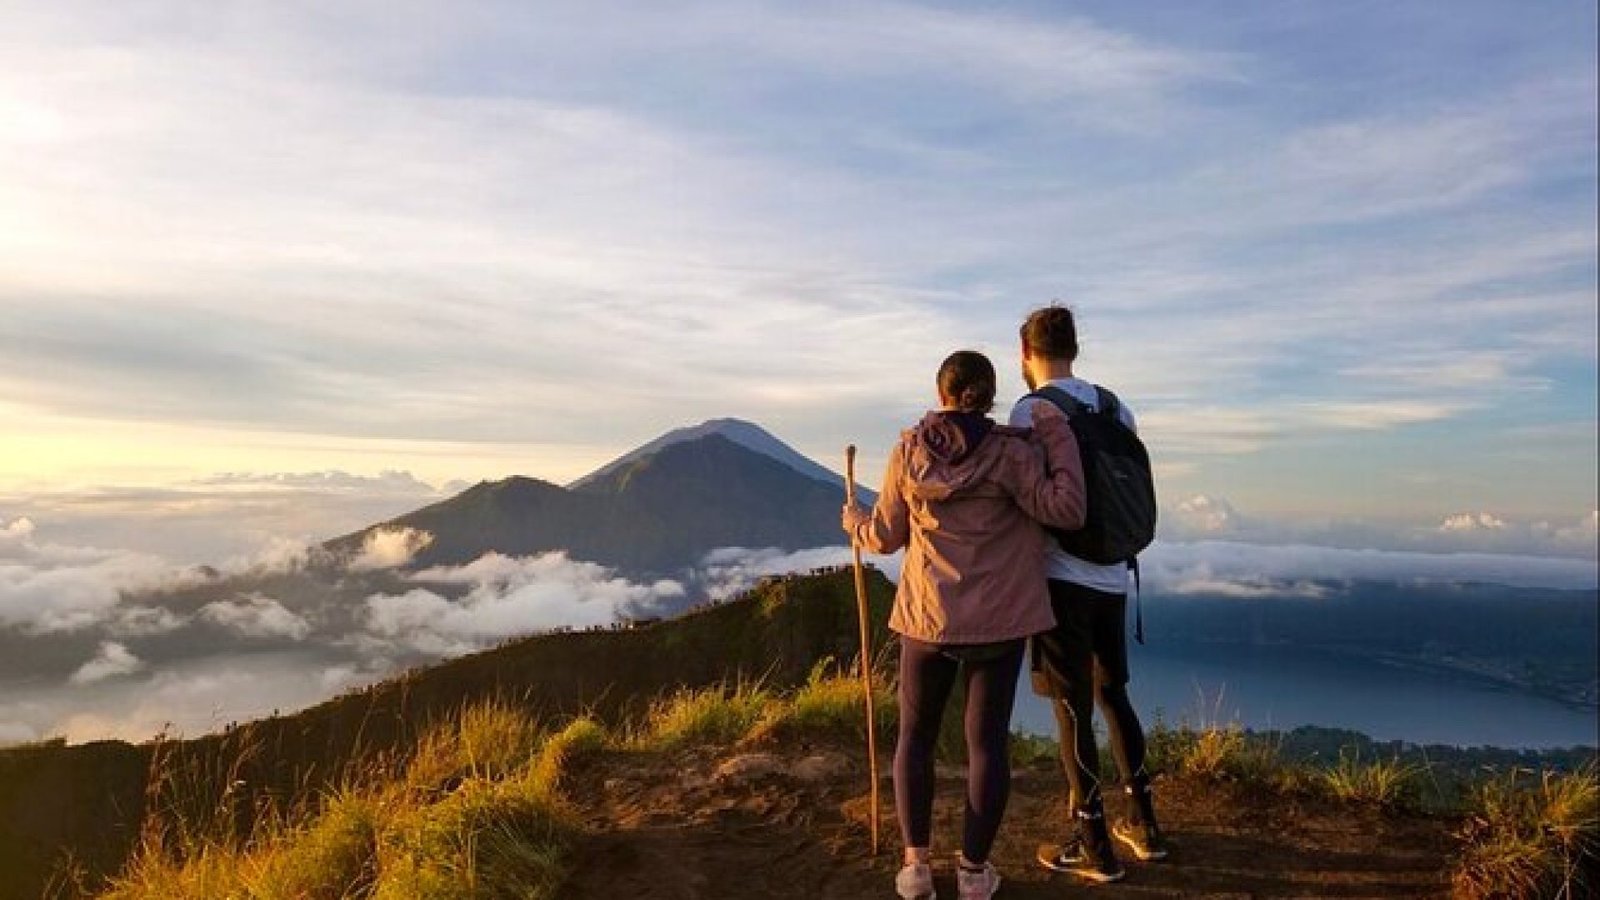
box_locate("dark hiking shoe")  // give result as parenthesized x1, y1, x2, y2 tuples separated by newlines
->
(1112, 819, 1170, 861)
(1037, 837, 1126, 883)
(1040, 797, 1126, 883)
(1125, 776, 1161, 826)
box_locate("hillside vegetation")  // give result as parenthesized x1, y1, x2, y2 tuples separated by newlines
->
(1, 569, 893, 900)
(61, 672, 1600, 899)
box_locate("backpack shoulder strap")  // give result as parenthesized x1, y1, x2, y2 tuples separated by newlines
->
(1092, 385, 1121, 419)
(1027, 384, 1089, 416)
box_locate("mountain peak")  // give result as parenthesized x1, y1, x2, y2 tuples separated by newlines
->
(568, 418, 848, 493)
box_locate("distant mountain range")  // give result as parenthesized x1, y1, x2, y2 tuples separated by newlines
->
(327, 418, 870, 577)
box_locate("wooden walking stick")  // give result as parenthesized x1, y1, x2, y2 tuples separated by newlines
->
(845, 444, 882, 856)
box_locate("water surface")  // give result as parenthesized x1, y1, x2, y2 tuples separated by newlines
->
(1011, 642, 1598, 749)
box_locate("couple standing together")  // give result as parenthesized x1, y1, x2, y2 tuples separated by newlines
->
(842, 305, 1164, 899)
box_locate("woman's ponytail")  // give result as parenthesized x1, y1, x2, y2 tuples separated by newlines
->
(938, 351, 996, 413)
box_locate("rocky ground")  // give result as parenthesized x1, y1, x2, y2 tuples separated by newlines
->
(559, 739, 1456, 899)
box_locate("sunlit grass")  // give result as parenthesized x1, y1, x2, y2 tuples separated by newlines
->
(101, 701, 572, 900)
(526, 716, 607, 800)
(1147, 722, 1290, 787)
(403, 699, 542, 794)
(750, 657, 894, 743)
(101, 844, 244, 900)
(372, 777, 570, 900)
(1453, 763, 1599, 899)
(237, 789, 380, 900)
(1321, 749, 1425, 810)
(634, 680, 773, 750)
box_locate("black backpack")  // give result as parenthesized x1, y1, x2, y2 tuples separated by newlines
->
(1029, 384, 1157, 566)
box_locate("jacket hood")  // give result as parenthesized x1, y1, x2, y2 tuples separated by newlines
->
(904, 410, 1001, 500)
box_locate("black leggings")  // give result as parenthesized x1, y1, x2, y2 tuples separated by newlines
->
(894, 637, 1025, 863)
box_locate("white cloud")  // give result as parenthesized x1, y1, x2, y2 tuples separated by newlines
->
(200, 596, 311, 640)
(1440, 512, 1508, 532)
(687, 534, 1595, 601)
(49, 652, 348, 741)
(218, 537, 315, 577)
(1143, 540, 1597, 593)
(1138, 407, 1280, 457)
(1415, 510, 1598, 559)
(694, 545, 903, 600)
(349, 527, 433, 571)
(0, 518, 320, 637)
(1292, 400, 1473, 432)
(69, 641, 144, 685)
(1169, 495, 1240, 535)
(1155, 497, 1599, 562)
(364, 551, 685, 655)
(193, 470, 438, 496)
(688, 525, 1599, 601)
(108, 605, 189, 637)
(1341, 353, 1526, 392)
(732, 2, 1237, 124)
(1522, 511, 1600, 558)
(2, 472, 445, 566)
(0, 517, 184, 632)
(318, 662, 384, 695)
(1164, 565, 1332, 601)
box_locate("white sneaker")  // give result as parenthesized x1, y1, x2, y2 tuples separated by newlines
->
(956, 861, 1000, 900)
(895, 861, 936, 899)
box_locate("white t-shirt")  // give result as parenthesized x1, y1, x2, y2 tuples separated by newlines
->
(1008, 376, 1137, 595)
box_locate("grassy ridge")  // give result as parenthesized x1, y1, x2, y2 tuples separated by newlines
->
(3, 569, 895, 900)
(96, 702, 594, 900)
(82, 672, 1599, 900)
(86, 670, 900, 900)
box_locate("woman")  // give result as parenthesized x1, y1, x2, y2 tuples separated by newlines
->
(843, 350, 1085, 900)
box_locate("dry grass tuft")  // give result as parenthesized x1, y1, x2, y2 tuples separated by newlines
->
(1321, 750, 1426, 810)
(749, 657, 894, 744)
(635, 680, 772, 750)
(1453, 764, 1599, 900)
(101, 700, 572, 900)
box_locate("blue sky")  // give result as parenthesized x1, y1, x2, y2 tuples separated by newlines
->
(0, 0, 1595, 562)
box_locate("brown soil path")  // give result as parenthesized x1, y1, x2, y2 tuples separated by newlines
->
(559, 745, 1454, 899)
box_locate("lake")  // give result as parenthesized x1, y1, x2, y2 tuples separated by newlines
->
(1010, 641, 1598, 749)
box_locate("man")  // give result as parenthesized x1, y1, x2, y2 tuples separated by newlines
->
(1008, 304, 1167, 883)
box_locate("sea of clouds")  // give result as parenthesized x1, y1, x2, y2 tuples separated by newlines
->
(1, 490, 1594, 746)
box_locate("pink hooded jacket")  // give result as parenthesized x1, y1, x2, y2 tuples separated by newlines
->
(846, 407, 1086, 644)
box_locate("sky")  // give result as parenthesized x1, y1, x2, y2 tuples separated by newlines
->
(1, 0, 1597, 567)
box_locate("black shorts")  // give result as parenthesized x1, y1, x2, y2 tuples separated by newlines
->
(1030, 579, 1129, 697)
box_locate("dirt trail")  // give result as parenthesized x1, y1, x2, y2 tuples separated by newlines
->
(559, 744, 1454, 899)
